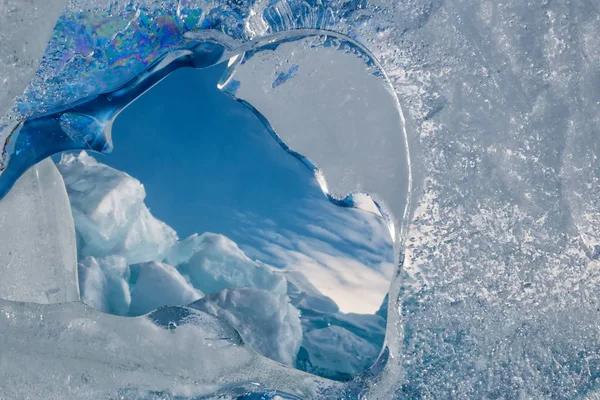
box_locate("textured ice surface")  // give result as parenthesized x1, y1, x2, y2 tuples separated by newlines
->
(0, 0, 68, 119)
(0, 299, 338, 398)
(191, 288, 302, 366)
(4, 0, 599, 397)
(301, 325, 381, 379)
(0, 158, 78, 303)
(57, 151, 177, 264)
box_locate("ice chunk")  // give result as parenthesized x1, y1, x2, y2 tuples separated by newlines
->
(78, 255, 131, 316)
(299, 325, 382, 380)
(129, 261, 202, 316)
(191, 288, 302, 366)
(0, 158, 78, 303)
(176, 233, 287, 295)
(57, 151, 177, 264)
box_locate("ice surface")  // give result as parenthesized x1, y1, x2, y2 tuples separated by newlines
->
(0, 158, 78, 303)
(0, 0, 68, 119)
(129, 261, 203, 316)
(175, 233, 288, 296)
(57, 151, 177, 264)
(191, 288, 302, 366)
(5, 0, 600, 397)
(0, 299, 338, 398)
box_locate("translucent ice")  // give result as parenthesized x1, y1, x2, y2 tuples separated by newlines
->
(129, 261, 203, 316)
(0, 0, 68, 118)
(78, 255, 131, 316)
(300, 325, 382, 380)
(191, 288, 303, 366)
(0, 158, 78, 303)
(57, 151, 177, 264)
(0, 299, 337, 398)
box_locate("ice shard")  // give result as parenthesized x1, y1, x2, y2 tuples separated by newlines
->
(0, 158, 79, 303)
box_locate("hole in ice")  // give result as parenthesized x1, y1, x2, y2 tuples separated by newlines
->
(63, 63, 394, 380)
(0, 29, 410, 390)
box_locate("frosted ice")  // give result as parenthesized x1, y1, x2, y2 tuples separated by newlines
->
(176, 233, 288, 296)
(129, 261, 203, 316)
(7, 0, 600, 396)
(0, 158, 78, 303)
(191, 288, 303, 366)
(57, 151, 177, 264)
(0, 0, 68, 119)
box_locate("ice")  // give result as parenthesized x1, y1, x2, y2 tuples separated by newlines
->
(0, 299, 337, 398)
(7, 0, 600, 396)
(78, 255, 130, 316)
(129, 261, 203, 316)
(176, 233, 288, 296)
(299, 325, 382, 379)
(0, 0, 68, 119)
(191, 288, 303, 366)
(0, 158, 78, 303)
(57, 151, 177, 264)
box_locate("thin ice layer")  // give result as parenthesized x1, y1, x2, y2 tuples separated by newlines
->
(0, 158, 78, 303)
